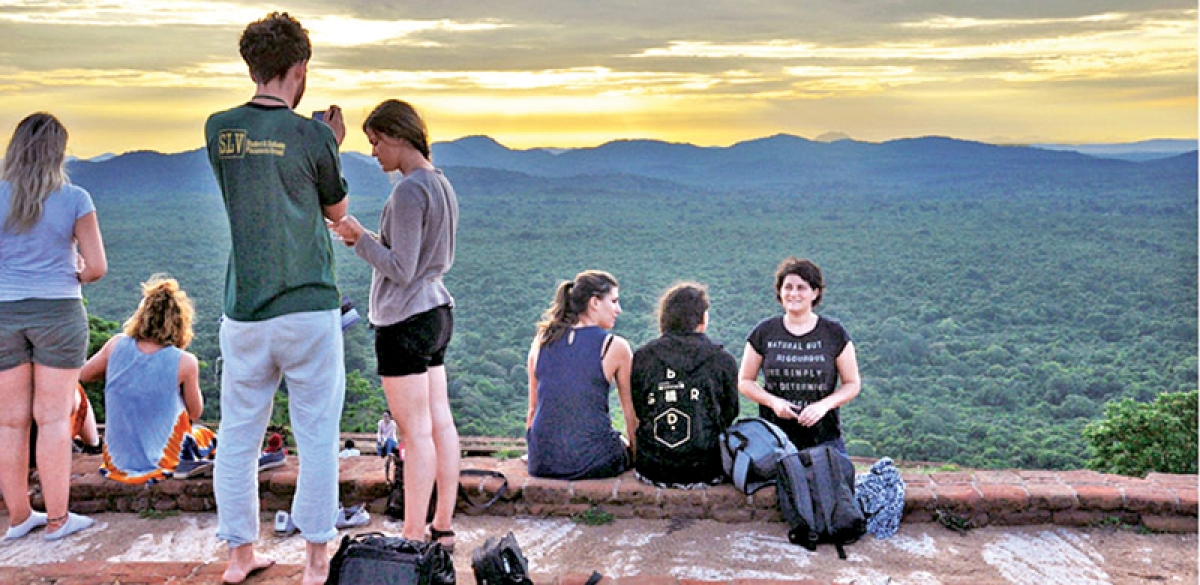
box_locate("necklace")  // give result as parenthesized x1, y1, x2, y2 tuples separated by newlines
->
(250, 94, 290, 107)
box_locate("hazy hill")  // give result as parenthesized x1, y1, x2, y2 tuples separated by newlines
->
(1033, 139, 1198, 162)
(426, 134, 1162, 189)
(69, 135, 1189, 200)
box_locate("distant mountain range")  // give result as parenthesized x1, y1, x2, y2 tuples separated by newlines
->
(66, 134, 1197, 202)
(1031, 139, 1198, 162)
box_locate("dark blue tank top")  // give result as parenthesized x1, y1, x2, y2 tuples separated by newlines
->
(527, 326, 627, 479)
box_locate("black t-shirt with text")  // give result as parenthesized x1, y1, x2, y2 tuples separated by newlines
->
(747, 315, 850, 449)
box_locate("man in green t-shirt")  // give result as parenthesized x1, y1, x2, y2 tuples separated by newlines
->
(203, 12, 349, 585)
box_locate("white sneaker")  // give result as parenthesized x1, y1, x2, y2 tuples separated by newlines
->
(335, 504, 370, 529)
(273, 510, 296, 535)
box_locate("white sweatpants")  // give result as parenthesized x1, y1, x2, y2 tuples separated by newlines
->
(214, 309, 345, 547)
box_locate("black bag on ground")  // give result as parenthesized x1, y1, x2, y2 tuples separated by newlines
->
(471, 531, 532, 585)
(775, 443, 866, 559)
(385, 454, 509, 521)
(325, 532, 455, 585)
(719, 417, 797, 494)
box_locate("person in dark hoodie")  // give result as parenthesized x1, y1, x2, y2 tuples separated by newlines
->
(630, 282, 739, 488)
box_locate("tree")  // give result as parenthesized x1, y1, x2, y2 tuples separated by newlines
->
(1083, 391, 1198, 476)
(83, 313, 122, 421)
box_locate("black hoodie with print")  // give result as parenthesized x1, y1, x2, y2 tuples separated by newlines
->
(630, 332, 740, 484)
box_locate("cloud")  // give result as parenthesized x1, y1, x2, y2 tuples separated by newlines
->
(631, 9, 1196, 89)
(0, 0, 262, 27)
(0, 0, 1192, 155)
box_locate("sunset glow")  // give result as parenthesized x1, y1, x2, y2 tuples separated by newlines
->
(0, 1, 1192, 157)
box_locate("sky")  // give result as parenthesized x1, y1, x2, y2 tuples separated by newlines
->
(0, 0, 1194, 158)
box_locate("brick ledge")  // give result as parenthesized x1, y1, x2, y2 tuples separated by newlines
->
(7, 453, 1195, 533)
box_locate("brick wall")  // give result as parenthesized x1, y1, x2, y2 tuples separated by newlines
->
(7, 452, 1193, 533)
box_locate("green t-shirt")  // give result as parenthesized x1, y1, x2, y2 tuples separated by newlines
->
(205, 102, 349, 321)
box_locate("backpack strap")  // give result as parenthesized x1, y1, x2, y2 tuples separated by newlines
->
(601, 334, 615, 359)
(726, 428, 752, 492)
(809, 447, 838, 528)
(727, 428, 774, 494)
(458, 469, 509, 512)
(779, 451, 817, 547)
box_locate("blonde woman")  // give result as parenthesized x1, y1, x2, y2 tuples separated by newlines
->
(80, 275, 215, 484)
(0, 112, 106, 541)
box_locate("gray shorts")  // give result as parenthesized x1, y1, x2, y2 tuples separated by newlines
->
(0, 298, 89, 370)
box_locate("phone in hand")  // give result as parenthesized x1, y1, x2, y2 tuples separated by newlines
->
(313, 110, 326, 122)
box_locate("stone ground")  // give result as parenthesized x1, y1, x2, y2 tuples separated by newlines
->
(0, 512, 1195, 584)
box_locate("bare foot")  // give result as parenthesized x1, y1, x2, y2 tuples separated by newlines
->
(222, 544, 275, 584)
(302, 540, 330, 585)
(301, 564, 329, 585)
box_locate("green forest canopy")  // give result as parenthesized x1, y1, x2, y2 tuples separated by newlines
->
(78, 151, 1197, 472)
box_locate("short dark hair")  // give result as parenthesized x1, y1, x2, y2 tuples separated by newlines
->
(774, 257, 824, 307)
(657, 282, 709, 334)
(239, 12, 311, 84)
(344, 439, 355, 449)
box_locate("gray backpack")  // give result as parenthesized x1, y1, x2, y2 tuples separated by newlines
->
(775, 443, 866, 559)
(719, 417, 796, 494)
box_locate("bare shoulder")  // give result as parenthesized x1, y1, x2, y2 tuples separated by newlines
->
(611, 335, 632, 353)
(606, 334, 633, 360)
(178, 351, 200, 373)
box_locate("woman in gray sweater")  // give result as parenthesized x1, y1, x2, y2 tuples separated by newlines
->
(330, 99, 460, 549)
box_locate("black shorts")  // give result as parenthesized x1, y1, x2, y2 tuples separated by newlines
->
(374, 305, 453, 377)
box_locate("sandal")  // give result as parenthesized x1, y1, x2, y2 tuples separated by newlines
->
(427, 525, 456, 553)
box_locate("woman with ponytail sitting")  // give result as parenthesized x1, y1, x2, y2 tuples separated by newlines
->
(80, 275, 215, 483)
(525, 270, 636, 480)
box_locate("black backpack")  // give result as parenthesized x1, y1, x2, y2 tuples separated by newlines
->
(471, 531, 532, 585)
(775, 443, 866, 559)
(719, 417, 797, 494)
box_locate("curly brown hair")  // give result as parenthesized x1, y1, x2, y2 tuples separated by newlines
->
(123, 274, 195, 349)
(239, 12, 311, 84)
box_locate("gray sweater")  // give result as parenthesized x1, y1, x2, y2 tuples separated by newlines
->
(354, 168, 457, 326)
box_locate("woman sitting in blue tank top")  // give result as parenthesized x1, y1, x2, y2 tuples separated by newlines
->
(80, 275, 215, 483)
(525, 270, 635, 480)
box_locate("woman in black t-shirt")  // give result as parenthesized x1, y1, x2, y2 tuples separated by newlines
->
(738, 257, 861, 451)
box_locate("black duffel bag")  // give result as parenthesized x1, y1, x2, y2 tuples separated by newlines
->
(326, 532, 455, 585)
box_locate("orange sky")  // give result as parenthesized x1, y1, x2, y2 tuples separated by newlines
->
(0, 1, 1194, 157)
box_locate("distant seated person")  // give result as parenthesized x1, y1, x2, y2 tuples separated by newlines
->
(376, 410, 398, 457)
(526, 271, 635, 480)
(631, 282, 739, 488)
(339, 439, 360, 458)
(29, 383, 103, 469)
(258, 432, 287, 471)
(80, 275, 216, 483)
